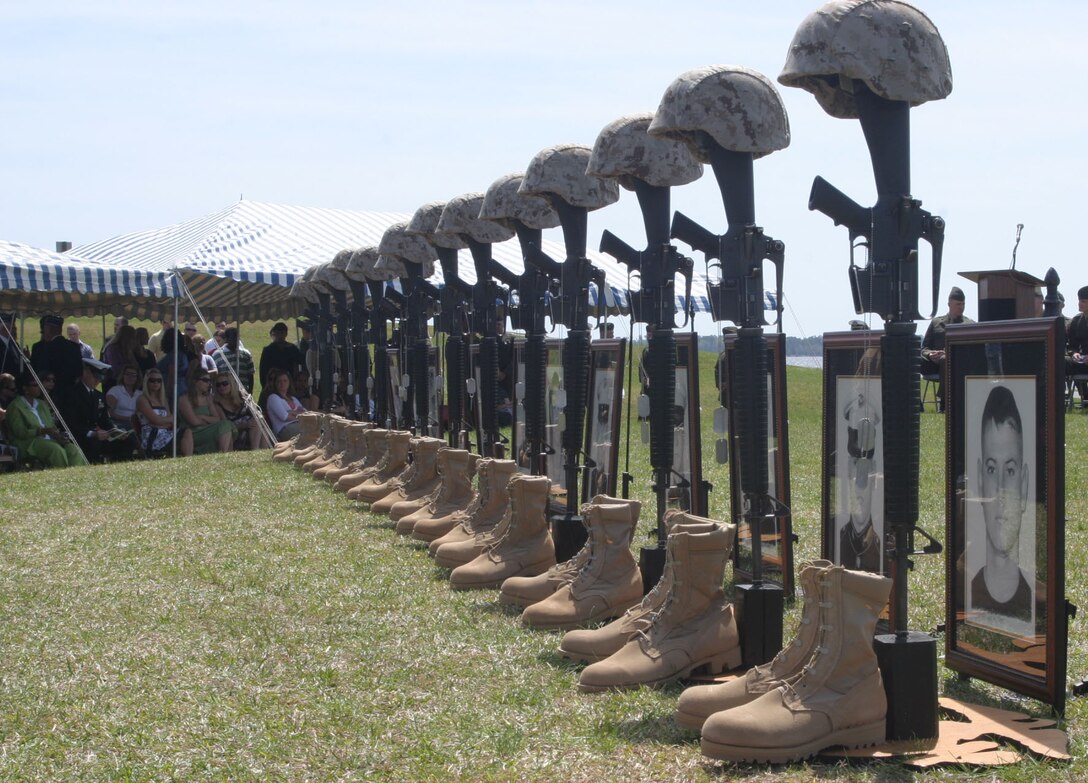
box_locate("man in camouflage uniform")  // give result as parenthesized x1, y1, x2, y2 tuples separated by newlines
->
(921, 286, 973, 412)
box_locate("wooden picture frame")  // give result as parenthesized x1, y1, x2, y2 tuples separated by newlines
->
(722, 332, 795, 594)
(652, 332, 706, 516)
(944, 318, 1066, 712)
(582, 338, 626, 502)
(820, 330, 896, 626)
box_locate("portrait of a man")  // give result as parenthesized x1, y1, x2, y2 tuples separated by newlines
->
(835, 379, 884, 574)
(965, 378, 1036, 639)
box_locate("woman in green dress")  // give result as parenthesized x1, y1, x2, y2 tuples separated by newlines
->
(4, 370, 84, 468)
(178, 363, 234, 456)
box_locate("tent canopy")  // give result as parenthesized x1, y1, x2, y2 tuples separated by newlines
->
(0, 240, 176, 316)
(1, 199, 711, 323)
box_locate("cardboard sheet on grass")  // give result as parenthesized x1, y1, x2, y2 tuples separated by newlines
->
(687, 672, 1067, 768)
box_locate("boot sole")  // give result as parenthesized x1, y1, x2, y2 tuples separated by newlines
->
(433, 553, 476, 569)
(699, 720, 886, 764)
(577, 646, 743, 693)
(673, 708, 710, 732)
(521, 603, 623, 632)
(555, 646, 610, 665)
(449, 559, 554, 591)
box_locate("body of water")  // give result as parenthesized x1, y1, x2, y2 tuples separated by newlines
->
(786, 356, 823, 369)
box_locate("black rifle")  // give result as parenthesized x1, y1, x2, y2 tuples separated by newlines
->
(330, 289, 353, 417)
(436, 248, 473, 448)
(809, 86, 944, 632)
(401, 260, 441, 436)
(466, 239, 516, 457)
(598, 180, 695, 591)
(366, 278, 397, 427)
(510, 223, 558, 477)
(670, 145, 785, 666)
(347, 279, 372, 421)
(524, 198, 604, 561)
(809, 82, 944, 741)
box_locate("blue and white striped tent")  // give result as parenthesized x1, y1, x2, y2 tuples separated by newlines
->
(0, 240, 176, 316)
(56, 199, 714, 321)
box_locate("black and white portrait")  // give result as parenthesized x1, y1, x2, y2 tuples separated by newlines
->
(835, 377, 884, 574)
(964, 377, 1036, 640)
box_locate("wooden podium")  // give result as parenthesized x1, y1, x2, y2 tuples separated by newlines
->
(958, 269, 1043, 322)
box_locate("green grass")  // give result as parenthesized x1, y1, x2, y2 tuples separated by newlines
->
(0, 355, 1085, 782)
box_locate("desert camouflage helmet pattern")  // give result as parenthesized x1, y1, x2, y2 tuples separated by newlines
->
(344, 246, 379, 281)
(372, 254, 407, 280)
(406, 201, 468, 250)
(587, 112, 703, 190)
(378, 222, 438, 277)
(778, 0, 952, 119)
(649, 66, 790, 162)
(288, 278, 319, 304)
(313, 261, 351, 293)
(436, 193, 514, 244)
(518, 144, 620, 211)
(479, 173, 561, 231)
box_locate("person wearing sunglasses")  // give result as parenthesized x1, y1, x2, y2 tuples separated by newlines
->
(213, 374, 270, 450)
(177, 362, 234, 455)
(135, 370, 176, 457)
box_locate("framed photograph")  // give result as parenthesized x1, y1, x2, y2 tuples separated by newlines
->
(386, 348, 405, 429)
(944, 318, 1066, 712)
(651, 332, 706, 516)
(721, 332, 795, 593)
(582, 339, 626, 502)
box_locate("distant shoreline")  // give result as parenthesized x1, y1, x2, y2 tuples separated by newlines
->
(786, 356, 823, 369)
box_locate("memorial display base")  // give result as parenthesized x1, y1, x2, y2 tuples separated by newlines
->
(823, 697, 1069, 767)
(874, 631, 938, 741)
(638, 544, 666, 595)
(736, 581, 784, 667)
(550, 514, 587, 563)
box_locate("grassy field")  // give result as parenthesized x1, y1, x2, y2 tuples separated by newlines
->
(1, 352, 1085, 782)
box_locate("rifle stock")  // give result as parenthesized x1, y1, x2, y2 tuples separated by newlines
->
(671, 211, 720, 260)
(599, 229, 641, 271)
(808, 176, 869, 240)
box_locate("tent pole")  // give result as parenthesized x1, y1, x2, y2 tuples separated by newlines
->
(172, 282, 179, 457)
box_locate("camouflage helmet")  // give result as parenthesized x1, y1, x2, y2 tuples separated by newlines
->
(289, 278, 319, 304)
(346, 245, 399, 282)
(649, 66, 790, 162)
(373, 255, 407, 280)
(436, 193, 514, 244)
(406, 201, 467, 250)
(378, 222, 438, 277)
(479, 172, 561, 231)
(518, 144, 620, 211)
(587, 112, 703, 190)
(778, 0, 953, 119)
(344, 246, 379, 282)
(313, 261, 351, 293)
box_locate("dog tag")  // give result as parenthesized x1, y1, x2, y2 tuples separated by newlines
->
(713, 406, 729, 435)
(638, 394, 650, 418)
(716, 438, 729, 464)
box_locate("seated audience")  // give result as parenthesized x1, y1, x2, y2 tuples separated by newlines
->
(214, 373, 270, 450)
(178, 362, 234, 455)
(5, 370, 83, 468)
(105, 365, 142, 427)
(135, 369, 177, 457)
(69, 358, 140, 463)
(293, 369, 320, 411)
(133, 327, 157, 374)
(190, 334, 219, 381)
(265, 369, 304, 441)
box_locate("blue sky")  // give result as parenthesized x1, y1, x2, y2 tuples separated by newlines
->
(2, 1, 1085, 336)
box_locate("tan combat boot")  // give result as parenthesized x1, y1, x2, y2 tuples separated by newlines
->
(675, 559, 832, 731)
(414, 458, 516, 543)
(427, 459, 514, 557)
(577, 521, 741, 692)
(372, 437, 444, 516)
(292, 414, 337, 466)
(449, 474, 555, 590)
(517, 498, 643, 629)
(272, 411, 321, 461)
(314, 422, 372, 481)
(556, 510, 708, 663)
(302, 417, 350, 472)
(350, 431, 412, 502)
(699, 566, 892, 764)
(334, 428, 389, 492)
(499, 496, 640, 610)
(394, 449, 478, 536)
